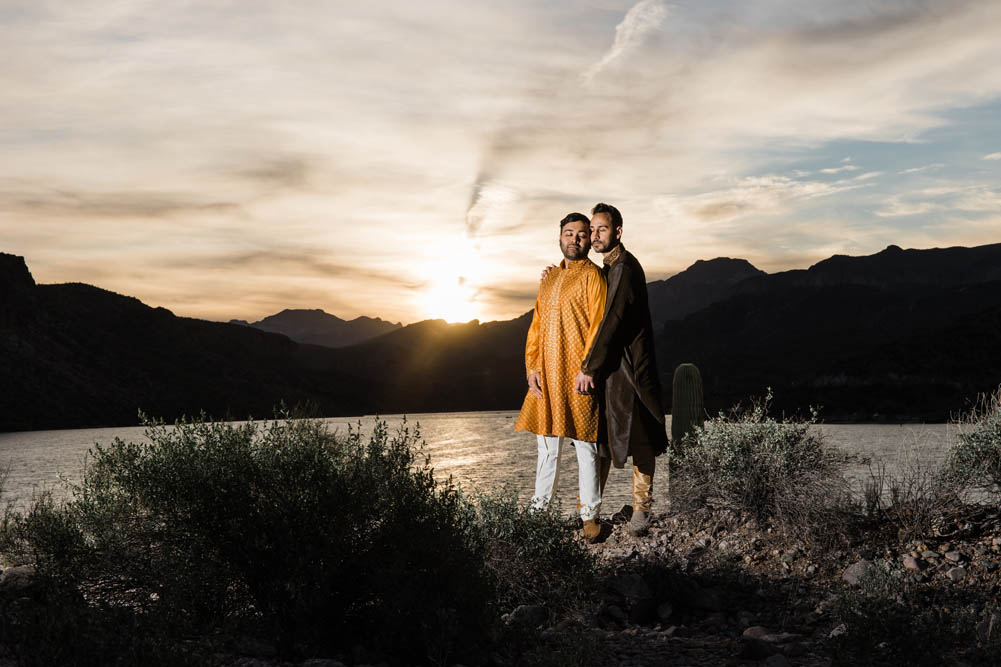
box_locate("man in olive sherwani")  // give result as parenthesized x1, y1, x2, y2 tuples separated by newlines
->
(575, 202, 669, 536)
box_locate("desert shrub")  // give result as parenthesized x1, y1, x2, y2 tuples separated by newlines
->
(945, 387, 1001, 495)
(0, 591, 194, 667)
(0, 413, 491, 665)
(830, 560, 995, 665)
(472, 490, 601, 667)
(851, 454, 961, 541)
(669, 390, 847, 536)
(475, 488, 598, 614)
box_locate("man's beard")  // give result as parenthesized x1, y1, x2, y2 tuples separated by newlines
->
(562, 244, 586, 260)
(593, 237, 618, 253)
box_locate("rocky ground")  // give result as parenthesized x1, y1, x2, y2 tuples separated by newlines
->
(202, 504, 1001, 666)
(555, 503, 1001, 667)
(3, 504, 1001, 667)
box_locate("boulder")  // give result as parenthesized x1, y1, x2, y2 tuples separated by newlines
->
(609, 573, 652, 602)
(841, 559, 875, 586)
(828, 623, 848, 639)
(507, 604, 548, 627)
(743, 626, 771, 639)
(946, 566, 967, 582)
(0, 565, 36, 598)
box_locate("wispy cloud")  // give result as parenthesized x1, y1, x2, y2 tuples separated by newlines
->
(898, 163, 945, 174)
(657, 173, 867, 225)
(874, 198, 944, 218)
(3, 0, 1001, 323)
(874, 183, 1001, 217)
(0, 188, 243, 219)
(581, 0, 668, 84)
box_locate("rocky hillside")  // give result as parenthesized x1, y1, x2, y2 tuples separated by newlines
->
(647, 257, 765, 328)
(657, 244, 1001, 421)
(231, 308, 401, 348)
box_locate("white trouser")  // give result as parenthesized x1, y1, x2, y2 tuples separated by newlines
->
(531, 435, 602, 521)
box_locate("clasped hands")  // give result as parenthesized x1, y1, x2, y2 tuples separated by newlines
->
(529, 371, 595, 396)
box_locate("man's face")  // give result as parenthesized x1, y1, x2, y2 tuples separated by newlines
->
(560, 220, 590, 260)
(590, 212, 621, 253)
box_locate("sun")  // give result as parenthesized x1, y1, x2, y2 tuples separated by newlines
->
(419, 274, 479, 323)
(416, 239, 486, 322)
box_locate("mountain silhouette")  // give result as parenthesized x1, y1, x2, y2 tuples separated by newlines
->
(231, 308, 401, 348)
(646, 257, 765, 328)
(3, 241, 1001, 430)
(0, 253, 371, 431)
(0, 252, 525, 431)
(656, 243, 1001, 421)
(321, 315, 531, 414)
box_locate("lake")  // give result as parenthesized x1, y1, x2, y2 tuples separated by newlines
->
(0, 411, 958, 512)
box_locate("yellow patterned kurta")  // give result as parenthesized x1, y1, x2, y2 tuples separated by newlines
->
(514, 257, 607, 441)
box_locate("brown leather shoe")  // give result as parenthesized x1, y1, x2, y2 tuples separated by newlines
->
(627, 510, 650, 537)
(581, 519, 601, 543)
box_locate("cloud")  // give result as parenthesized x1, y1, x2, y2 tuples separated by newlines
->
(4, 0, 1001, 323)
(0, 188, 243, 219)
(232, 157, 313, 190)
(898, 163, 945, 174)
(465, 180, 520, 238)
(874, 183, 1001, 217)
(984, 152, 1001, 160)
(669, 173, 867, 224)
(874, 198, 943, 217)
(581, 0, 668, 84)
(954, 186, 1001, 212)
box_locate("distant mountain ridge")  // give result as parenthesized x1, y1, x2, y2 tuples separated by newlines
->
(4, 240, 1001, 430)
(0, 252, 371, 431)
(231, 308, 401, 348)
(646, 257, 765, 328)
(732, 243, 1001, 293)
(655, 243, 1001, 420)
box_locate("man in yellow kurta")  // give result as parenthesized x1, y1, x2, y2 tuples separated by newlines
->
(515, 212, 607, 541)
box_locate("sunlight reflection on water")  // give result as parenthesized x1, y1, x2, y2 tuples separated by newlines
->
(0, 412, 956, 513)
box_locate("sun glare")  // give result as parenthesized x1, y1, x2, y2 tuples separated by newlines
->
(420, 276, 478, 323)
(417, 239, 484, 322)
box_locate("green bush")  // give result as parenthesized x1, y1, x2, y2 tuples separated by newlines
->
(475, 489, 597, 615)
(946, 387, 1001, 494)
(669, 390, 846, 532)
(1, 412, 491, 665)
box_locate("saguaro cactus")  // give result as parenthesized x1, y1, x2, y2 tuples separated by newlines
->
(671, 363, 705, 449)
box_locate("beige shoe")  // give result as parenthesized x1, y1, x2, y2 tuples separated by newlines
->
(581, 519, 602, 543)
(627, 510, 649, 537)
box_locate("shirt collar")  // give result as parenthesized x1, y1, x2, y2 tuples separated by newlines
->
(603, 243, 625, 266)
(560, 257, 591, 270)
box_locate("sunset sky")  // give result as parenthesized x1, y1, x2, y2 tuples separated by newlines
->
(3, 0, 1001, 325)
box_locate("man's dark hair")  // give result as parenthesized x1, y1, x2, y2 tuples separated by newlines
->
(560, 212, 590, 228)
(592, 202, 623, 228)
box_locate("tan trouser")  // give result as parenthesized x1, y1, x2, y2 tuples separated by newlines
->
(598, 441, 656, 512)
